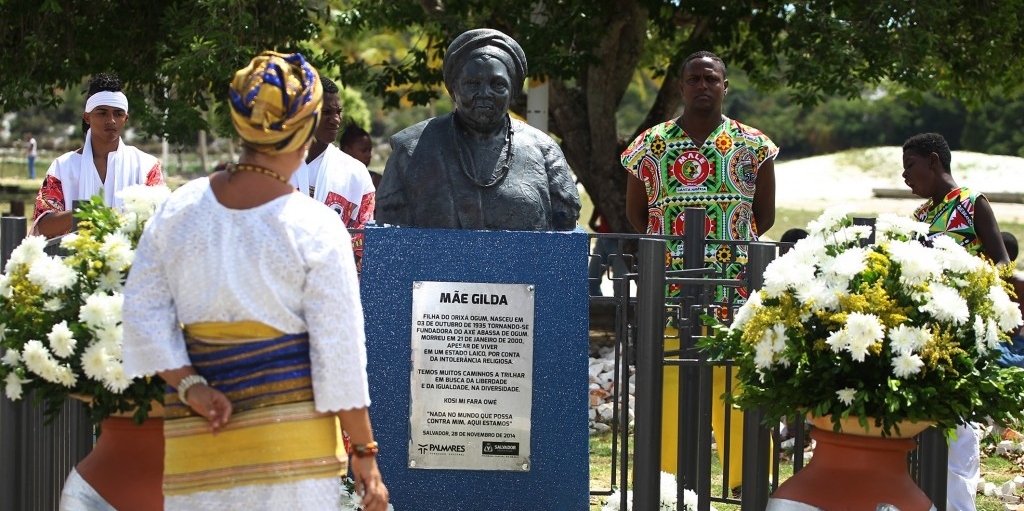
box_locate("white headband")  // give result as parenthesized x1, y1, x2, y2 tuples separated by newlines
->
(85, 91, 129, 114)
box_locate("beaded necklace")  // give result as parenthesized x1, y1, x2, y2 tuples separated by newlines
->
(228, 163, 289, 184)
(452, 115, 513, 188)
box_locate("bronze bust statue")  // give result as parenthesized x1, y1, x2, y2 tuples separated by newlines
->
(375, 28, 581, 231)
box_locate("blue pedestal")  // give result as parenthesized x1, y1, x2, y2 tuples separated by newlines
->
(360, 226, 590, 510)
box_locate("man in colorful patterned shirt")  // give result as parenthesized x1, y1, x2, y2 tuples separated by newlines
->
(32, 73, 164, 238)
(620, 50, 778, 488)
(903, 132, 1009, 511)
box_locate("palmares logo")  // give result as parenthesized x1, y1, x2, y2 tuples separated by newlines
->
(417, 443, 467, 455)
(481, 441, 520, 456)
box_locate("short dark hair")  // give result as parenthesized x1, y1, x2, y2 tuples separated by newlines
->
(1003, 232, 1019, 261)
(86, 72, 123, 97)
(680, 50, 726, 78)
(902, 133, 951, 174)
(320, 76, 340, 94)
(780, 228, 809, 244)
(339, 123, 370, 147)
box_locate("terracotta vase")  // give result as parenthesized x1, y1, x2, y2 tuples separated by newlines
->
(75, 409, 165, 511)
(767, 418, 935, 511)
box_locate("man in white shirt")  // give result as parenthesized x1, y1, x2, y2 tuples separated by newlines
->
(301, 76, 375, 261)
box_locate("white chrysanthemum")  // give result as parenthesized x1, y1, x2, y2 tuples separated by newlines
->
(826, 329, 847, 354)
(102, 363, 130, 393)
(786, 235, 828, 266)
(762, 259, 817, 298)
(96, 269, 124, 293)
(54, 364, 78, 387)
(47, 320, 77, 358)
(4, 373, 25, 400)
(26, 256, 78, 294)
(806, 206, 851, 234)
(830, 225, 873, 247)
(22, 339, 60, 383)
(79, 292, 124, 329)
(659, 471, 678, 510)
(821, 246, 868, 280)
(681, 488, 699, 511)
(836, 388, 857, 406)
(4, 235, 48, 273)
(81, 342, 112, 381)
(930, 236, 983, 274)
(988, 285, 1023, 332)
(2, 348, 20, 366)
(0, 274, 11, 299)
(117, 184, 171, 223)
(888, 324, 930, 355)
(875, 214, 930, 241)
(730, 291, 762, 331)
(94, 325, 123, 350)
(101, 231, 134, 272)
(42, 297, 64, 312)
(887, 240, 942, 287)
(973, 315, 989, 354)
(985, 318, 1002, 351)
(892, 352, 925, 378)
(59, 232, 79, 246)
(844, 312, 885, 362)
(920, 283, 970, 325)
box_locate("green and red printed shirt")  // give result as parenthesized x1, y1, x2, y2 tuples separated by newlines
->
(621, 116, 779, 302)
(914, 187, 984, 257)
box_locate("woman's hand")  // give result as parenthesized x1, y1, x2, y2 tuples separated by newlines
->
(184, 384, 233, 433)
(350, 456, 389, 511)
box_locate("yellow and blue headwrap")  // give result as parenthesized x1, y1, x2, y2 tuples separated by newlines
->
(229, 51, 323, 154)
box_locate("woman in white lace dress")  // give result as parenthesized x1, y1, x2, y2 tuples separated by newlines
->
(121, 51, 388, 511)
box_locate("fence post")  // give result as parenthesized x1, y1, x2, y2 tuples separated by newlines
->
(0, 216, 27, 511)
(741, 241, 776, 511)
(916, 427, 948, 506)
(676, 207, 713, 506)
(633, 238, 667, 511)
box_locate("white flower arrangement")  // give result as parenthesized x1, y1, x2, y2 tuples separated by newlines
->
(0, 185, 171, 423)
(701, 207, 1024, 436)
(600, 471, 710, 511)
(340, 476, 395, 511)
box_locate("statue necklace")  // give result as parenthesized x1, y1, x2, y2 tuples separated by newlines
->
(453, 115, 514, 188)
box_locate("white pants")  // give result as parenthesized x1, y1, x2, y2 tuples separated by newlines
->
(947, 423, 981, 511)
(59, 468, 117, 511)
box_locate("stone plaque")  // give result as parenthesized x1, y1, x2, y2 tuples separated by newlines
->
(408, 281, 534, 471)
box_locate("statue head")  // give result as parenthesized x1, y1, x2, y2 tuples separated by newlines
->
(443, 29, 527, 133)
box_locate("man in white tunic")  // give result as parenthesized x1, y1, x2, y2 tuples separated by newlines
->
(121, 51, 388, 511)
(32, 73, 163, 238)
(301, 76, 375, 261)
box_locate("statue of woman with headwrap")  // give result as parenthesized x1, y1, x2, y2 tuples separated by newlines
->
(375, 28, 581, 231)
(121, 51, 389, 511)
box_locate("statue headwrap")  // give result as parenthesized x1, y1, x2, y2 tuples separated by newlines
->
(229, 51, 323, 154)
(442, 29, 527, 98)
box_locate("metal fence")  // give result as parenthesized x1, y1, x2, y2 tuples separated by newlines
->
(0, 216, 93, 511)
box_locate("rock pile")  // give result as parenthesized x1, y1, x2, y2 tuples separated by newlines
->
(589, 346, 634, 436)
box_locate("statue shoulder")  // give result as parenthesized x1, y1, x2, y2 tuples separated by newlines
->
(390, 115, 454, 155)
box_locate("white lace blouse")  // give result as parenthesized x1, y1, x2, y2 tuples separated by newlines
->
(122, 177, 371, 413)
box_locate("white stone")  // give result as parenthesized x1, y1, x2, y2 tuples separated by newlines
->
(1001, 480, 1017, 497)
(1015, 475, 1024, 486)
(593, 422, 611, 433)
(984, 482, 999, 496)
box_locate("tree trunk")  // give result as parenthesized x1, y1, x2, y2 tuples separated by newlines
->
(549, 0, 650, 234)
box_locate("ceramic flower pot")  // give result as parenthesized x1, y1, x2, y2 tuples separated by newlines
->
(71, 404, 165, 511)
(766, 421, 935, 511)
